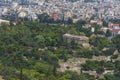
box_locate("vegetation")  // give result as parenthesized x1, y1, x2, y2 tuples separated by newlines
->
(0, 20, 120, 80)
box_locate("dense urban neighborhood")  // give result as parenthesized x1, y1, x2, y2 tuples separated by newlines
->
(0, 0, 120, 21)
(0, 0, 120, 80)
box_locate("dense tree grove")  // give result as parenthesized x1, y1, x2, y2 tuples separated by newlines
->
(0, 21, 120, 80)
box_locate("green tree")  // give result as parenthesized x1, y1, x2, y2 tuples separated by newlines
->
(96, 67, 105, 74)
(105, 29, 111, 37)
(48, 75, 56, 80)
(89, 36, 113, 50)
(67, 18, 73, 24)
(104, 74, 116, 80)
(112, 35, 120, 52)
(79, 74, 88, 80)
(76, 20, 87, 26)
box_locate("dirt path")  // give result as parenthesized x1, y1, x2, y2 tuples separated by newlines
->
(0, 76, 4, 80)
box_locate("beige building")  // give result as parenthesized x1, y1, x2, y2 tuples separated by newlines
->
(0, 19, 10, 26)
(63, 33, 89, 44)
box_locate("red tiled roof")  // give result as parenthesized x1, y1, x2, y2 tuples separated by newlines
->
(97, 20, 102, 23)
(113, 24, 119, 26)
(110, 28, 120, 32)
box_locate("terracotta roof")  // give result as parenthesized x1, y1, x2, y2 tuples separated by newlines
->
(110, 28, 120, 33)
(113, 24, 119, 26)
